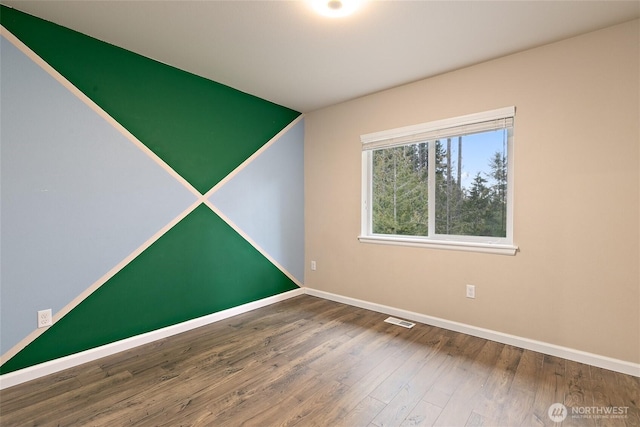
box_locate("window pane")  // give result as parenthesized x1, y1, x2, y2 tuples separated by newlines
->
(372, 143, 428, 236)
(434, 129, 508, 237)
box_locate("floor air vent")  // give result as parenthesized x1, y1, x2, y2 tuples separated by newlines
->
(384, 317, 415, 328)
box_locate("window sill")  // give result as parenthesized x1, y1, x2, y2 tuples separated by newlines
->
(357, 235, 518, 256)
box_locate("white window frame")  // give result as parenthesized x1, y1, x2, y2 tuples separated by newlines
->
(359, 107, 518, 256)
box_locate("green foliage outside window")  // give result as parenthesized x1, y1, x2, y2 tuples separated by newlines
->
(372, 129, 508, 238)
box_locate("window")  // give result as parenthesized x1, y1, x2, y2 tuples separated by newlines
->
(359, 107, 517, 255)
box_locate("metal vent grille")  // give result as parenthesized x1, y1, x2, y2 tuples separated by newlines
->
(384, 316, 415, 328)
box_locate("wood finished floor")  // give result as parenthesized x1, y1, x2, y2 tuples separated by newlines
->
(1, 295, 638, 426)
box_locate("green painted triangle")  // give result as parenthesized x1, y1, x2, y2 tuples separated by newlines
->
(0, 204, 298, 374)
(0, 6, 300, 194)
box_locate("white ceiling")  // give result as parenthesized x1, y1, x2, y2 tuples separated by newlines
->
(2, 1, 639, 113)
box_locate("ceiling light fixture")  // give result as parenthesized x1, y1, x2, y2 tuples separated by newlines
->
(309, 0, 364, 18)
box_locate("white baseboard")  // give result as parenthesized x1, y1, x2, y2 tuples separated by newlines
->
(304, 287, 640, 378)
(2, 285, 637, 390)
(0, 288, 305, 390)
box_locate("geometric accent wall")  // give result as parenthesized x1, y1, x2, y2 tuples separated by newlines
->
(210, 119, 305, 283)
(0, 35, 198, 356)
(0, 6, 299, 195)
(0, 6, 303, 374)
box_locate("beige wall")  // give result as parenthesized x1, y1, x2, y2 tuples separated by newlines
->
(304, 20, 639, 364)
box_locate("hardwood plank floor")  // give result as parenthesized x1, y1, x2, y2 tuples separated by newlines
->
(1, 295, 638, 426)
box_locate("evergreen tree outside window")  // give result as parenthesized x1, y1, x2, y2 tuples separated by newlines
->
(360, 107, 517, 255)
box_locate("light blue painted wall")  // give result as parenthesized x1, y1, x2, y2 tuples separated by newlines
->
(0, 36, 197, 354)
(209, 120, 305, 283)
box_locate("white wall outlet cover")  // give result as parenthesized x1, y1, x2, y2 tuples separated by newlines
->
(37, 309, 53, 328)
(466, 285, 476, 299)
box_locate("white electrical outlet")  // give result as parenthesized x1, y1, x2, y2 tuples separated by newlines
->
(311, 260, 317, 271)
(466, 284, 476, 299)
(38, 309, 53, 328)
